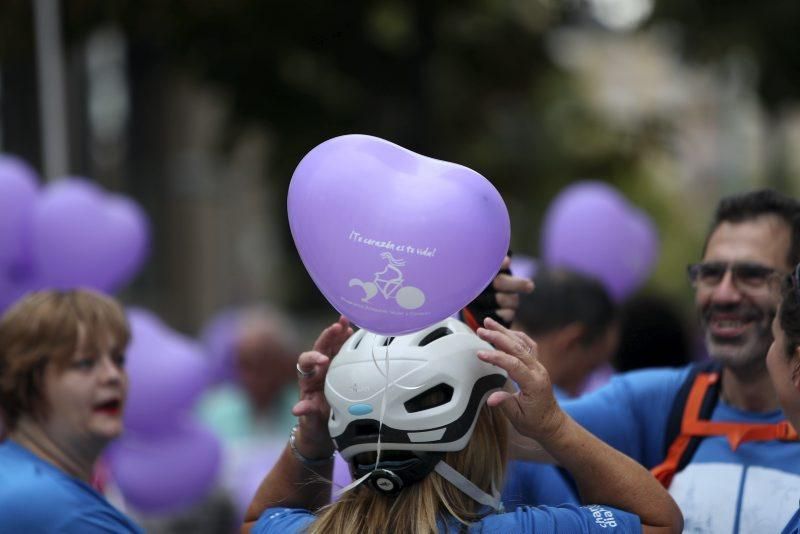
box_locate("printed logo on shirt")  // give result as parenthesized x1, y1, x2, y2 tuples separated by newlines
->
(586, 505, 619, 528)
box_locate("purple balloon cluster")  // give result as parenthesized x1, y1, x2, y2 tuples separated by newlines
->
(541, 181, 659, 301)
(106, 309, 220, 515)
(0, 155, 150, 312)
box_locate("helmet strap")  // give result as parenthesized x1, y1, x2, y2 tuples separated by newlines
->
(334, 470, 371, 498)
(433, 460, 503, 513)
(335, 458, 504, 515)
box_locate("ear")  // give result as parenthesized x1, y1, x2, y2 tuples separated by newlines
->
(792, 350, 800, 391)
(551, 323, 586, 353)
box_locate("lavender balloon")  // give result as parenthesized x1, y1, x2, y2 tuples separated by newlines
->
(541, 181, 659, 301)
(0, 263, 41, 313)
(0, 155, 39, 270)
(288, 135, 510, 335)
(104, 195, 150, 288)
(124, 308, 211, 435)
(510, 254, 538, 281)
(30, 178, 150, 292)
(332, 453, 353, 499)
(107, 420, 221, 515)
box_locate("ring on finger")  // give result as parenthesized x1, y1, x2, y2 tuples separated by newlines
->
(296, 363, 315, 378)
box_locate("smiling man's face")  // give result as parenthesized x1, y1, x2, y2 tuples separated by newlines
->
(696, 215, 791, 372)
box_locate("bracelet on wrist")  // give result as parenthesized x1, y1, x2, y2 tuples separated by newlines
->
(289, 424, 335, 466)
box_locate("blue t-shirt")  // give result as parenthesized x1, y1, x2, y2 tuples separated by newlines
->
(253, 504, 641, 533)
(502, 386, 578, 509)
(0, 440, 142, 534)
(556, 366, 800, 533)
(502, 461, 577, 509)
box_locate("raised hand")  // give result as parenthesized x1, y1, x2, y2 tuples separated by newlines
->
(292, 316, 353, 458)
(476, 317, 564, 442)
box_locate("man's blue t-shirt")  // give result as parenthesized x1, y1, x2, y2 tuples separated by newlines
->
(253, 504, 642, 533)
(556, 366, 800, 533)
(0, 440, 142, 533)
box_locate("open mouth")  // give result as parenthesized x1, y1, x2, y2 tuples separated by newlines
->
(709, 318, 751, 339)
(93, 399, 122, 416)
(706, 306, 764, 341)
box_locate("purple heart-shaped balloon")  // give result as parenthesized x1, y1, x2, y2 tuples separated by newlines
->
(106, 419, 221, 514)
(124, 308, 211, 436)
(288, 134, 510, 335)
(30, 178, 150, 293)
(541, 181, 659, 301)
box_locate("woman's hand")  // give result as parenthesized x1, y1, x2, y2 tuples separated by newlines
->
(243, 317, 352, 523)
(476, 317, 565, 442)
(291, 316, 353, 459)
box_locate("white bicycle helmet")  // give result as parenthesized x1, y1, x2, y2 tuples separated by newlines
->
(325, 317, 507, 501)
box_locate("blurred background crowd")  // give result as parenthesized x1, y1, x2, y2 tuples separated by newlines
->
(1, 0, 799, 532)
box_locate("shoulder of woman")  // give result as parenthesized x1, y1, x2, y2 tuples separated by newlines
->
(251, 507, 315, 533)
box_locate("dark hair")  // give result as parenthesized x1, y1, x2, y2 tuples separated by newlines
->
(515, 269, 616, 346)
(0, 289, 130, 430)
(614, 294, 691, 372)
(705, 189, 800, 266)
(780, 275, 800, 360)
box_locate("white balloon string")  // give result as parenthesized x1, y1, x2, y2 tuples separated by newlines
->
(369, 340, 423, 390)
(374, 341, 390, 471)
(370, 341, 387, 377)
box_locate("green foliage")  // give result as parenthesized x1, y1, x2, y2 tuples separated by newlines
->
(650, 0, 800, 113)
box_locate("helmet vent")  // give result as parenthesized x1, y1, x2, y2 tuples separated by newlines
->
(355, 420, 381, 436)
(351, 329, 367, 350)
(404, 383, 454, 413)
(382, 336, 395, 346)
(418, 327, 453, 347)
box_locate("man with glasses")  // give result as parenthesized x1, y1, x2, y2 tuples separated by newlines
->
(520, 189, 800, 533)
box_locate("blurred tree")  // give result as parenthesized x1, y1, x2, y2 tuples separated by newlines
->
(649, 0, 800, 190)
(56, 0, 638, 308)
(2, 0, 796, 313)
(650, 0, 800, 114)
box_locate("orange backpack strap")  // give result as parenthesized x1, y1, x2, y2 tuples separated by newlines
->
(461, 308, 481, 332)
(651, 370, 719, 487)
(651, 368, 800, 488)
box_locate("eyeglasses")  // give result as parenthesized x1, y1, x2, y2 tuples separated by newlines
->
(686, 261, 778, 290)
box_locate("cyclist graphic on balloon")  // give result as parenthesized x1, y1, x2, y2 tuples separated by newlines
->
(349, 252, 426, 310)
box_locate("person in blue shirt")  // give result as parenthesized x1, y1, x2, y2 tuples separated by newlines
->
(0, 290, 142, 533)
(502, 268, 619, 509)
(515, 189, 800, 533)
(241, 316, 682, 534)
(767, 264, 800, 534)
